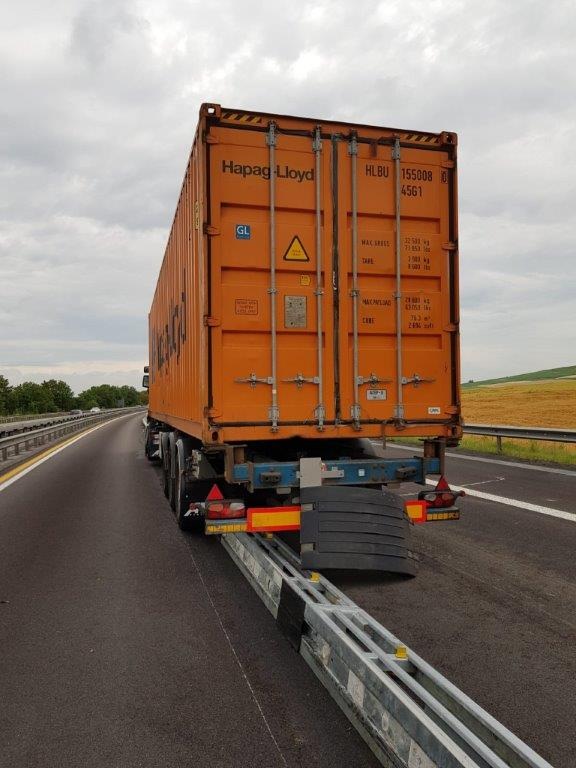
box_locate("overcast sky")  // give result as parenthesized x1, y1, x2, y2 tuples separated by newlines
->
(1, 0, 574, 392)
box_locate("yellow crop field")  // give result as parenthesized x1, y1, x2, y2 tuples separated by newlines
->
(459, 380, 576, 465)
(461, 380, 576, 428)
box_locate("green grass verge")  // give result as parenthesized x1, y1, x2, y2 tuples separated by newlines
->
(389, 436, 576, 467)
(462, 364, 576, 388)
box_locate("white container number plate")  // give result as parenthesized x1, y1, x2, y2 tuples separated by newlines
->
(366, 389, 387, 401)
(428, 407, 441, 415)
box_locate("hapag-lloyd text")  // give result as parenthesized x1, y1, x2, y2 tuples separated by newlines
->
(222, 160, 313, 182)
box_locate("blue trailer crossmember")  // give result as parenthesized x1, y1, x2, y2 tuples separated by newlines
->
(232, 455, 441, 490)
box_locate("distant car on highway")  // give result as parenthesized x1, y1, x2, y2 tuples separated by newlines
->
(89, 407, 101, 413)
(69, 409, 82, 415)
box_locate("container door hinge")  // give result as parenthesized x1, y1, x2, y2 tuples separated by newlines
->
(204, 132, 219, 144)
(402, 374, 435, 387)
(442, 241, 457, 251)
(441, 159, 455, 169)
(203, 224, 220, 236)
(204, 316, 220, 327)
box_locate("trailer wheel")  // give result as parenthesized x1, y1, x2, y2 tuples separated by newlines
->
(144, 425, 158, 461)
(174, 438, 200, 531)
(167, 432, 177, 511)
(160, 432, 171, 499)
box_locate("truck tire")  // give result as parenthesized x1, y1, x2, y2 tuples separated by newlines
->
(174, 438, 199, 531)
(167, 432, 177, 511)
(144, 425, 157, 461)
(160, 432, 171, 499)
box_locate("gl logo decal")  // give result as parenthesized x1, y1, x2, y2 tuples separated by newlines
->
(236, 224, 251, 240)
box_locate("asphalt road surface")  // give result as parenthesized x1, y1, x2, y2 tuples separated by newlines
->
(1, 414, 574, 767)
(334, 441, 576, 767)
(0, 414, 379, 768)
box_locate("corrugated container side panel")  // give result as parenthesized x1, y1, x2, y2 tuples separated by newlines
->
(149, 121, 207, 440)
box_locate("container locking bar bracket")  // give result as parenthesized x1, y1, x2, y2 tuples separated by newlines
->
(357, 373, 393, 386)
(282, 373, 320, 389)
(235, 373, 274, 387)
(402, 374, 435, 387)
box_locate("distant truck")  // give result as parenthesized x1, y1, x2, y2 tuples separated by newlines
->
(143, 103, 462, 573)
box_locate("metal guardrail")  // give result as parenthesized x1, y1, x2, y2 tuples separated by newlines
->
(0, 411, 97, 438)
(0, 407, 144, 464)
(0, 407, 146, 439)
(223, 532, 552, 768)
(0, 410, 67, 425)
(464, 424, 576, 443)
(463, 424, 576, 452)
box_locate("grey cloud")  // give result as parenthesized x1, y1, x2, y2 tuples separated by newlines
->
(1, 0, 575, 387)
(70, 0, 145, 66)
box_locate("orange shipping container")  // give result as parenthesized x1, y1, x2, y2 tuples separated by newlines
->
(148, 104, 461, 446)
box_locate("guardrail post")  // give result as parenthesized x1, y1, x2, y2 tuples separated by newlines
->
(496, 436, 502, 453)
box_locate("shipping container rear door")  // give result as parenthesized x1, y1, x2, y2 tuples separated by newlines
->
(336, 133, 458, 428)
(207, 121, 334, 430)
(207, 115, 457, 433)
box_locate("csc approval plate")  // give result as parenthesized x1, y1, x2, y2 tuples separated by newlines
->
(366, 389, 387, 401)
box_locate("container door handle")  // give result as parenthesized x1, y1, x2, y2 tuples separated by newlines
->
(401, 374, 435, 388)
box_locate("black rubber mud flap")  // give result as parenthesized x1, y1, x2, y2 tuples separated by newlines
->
(300, 486, 416, 575)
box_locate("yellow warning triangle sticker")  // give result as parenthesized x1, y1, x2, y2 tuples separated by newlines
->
(283, 235, 309, 262)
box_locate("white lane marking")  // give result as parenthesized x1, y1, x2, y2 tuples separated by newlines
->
(458, 476, 505, 488)
(187, 549, 289, 767)
(0, 413, 137, 494)
(425, 479, 576, 522)
(374, 441, 576, 477)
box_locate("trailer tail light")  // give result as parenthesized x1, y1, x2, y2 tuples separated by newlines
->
(189, 485, 246, 520)
(205, 500, 246, 520)
(416, 475, 464, 521)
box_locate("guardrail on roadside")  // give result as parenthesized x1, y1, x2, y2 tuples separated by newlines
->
(0, 412, 94, 439)
(0, 410, 66, 425)
(464, 423, 576, 452)
(0, 407, 144, 464)
(223, 532, 552, 768)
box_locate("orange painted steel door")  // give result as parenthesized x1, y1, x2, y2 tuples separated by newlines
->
(336, 135, 457, 428)
(207, 122, 456, 432)
(208, 125, 333, 430)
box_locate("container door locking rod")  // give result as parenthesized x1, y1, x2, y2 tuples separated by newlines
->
(266, 122, 279, 431)
(349, 133, 361, 430)
(313, 127, 326, 431)
(392, 138, 404, 421)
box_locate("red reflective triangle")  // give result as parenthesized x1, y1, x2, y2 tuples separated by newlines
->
(435, 475, 450, 492)
(206, 484, 224, 501)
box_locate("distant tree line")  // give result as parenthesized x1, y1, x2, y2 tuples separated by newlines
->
(0, 376, 148, 416)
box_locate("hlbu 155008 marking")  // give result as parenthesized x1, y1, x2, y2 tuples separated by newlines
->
(222, 160, 314, 182)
